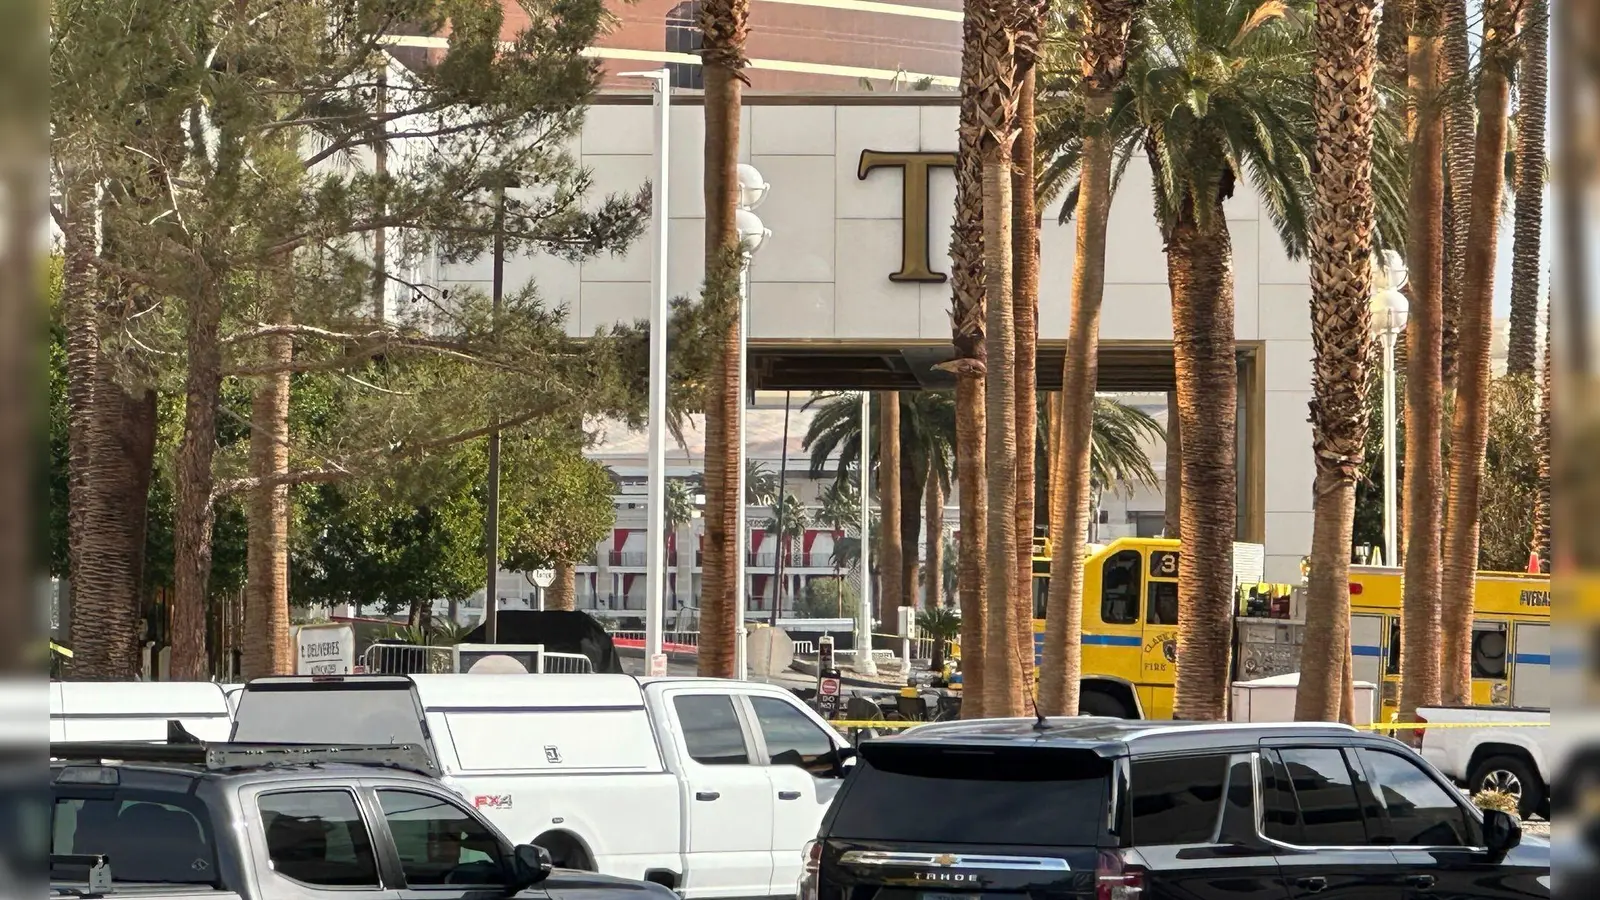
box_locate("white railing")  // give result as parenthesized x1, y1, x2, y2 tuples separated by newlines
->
(539, 652, 594, 674)
(360, 644, 593, 674)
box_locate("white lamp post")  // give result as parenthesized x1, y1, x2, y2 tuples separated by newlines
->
(618, 67, 671, 672)
(1370, 250, 1410, 569)
(733, 166, 770, 681)
(856, 390, 876, 676)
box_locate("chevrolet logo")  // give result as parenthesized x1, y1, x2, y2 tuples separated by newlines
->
(932, 854, 959, 867)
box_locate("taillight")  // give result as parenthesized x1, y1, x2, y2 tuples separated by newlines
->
(1096, 850, 1145, 900)
(798, 841, 821, 900)
(1410, 713, 1427, 748)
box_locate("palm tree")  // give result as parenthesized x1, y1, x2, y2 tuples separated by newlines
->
(1399, 0, 1448, 725)
(925, 455, 947, 609)
(878, 392, 905, 617)
(763, 490, 810, 614)
(1035, 396, 1164, 494)
(803, 391, 957, 611)
(1163, 391, 1181, 536)
(1441, 0, 1524, 705)
(1040, 0, 1323, 720)
(815, 479, 860, 604)
(1293, 0, 1382, 722)
(243, 282, 295, 679)
(1506, 0, 1548, 376)
(745, 460, 778, 506)
(697, 0, 752, 679)
(1441, 0, 1475, 388)
(916, 606, 963, 673)
(1035, 0, 1141, 717)
(1531, 312, 1551, 571)
(666, 478, 699, 607)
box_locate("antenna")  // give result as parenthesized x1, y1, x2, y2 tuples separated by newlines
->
(1018, 626, 1048, 731)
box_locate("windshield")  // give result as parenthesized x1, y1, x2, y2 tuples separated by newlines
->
(830, 744, 1110, 846)
(232, 683, 426, 747)
(52, 791, 218, 885)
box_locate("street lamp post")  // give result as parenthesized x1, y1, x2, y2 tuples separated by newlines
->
(855, 391, 876, 676)
(734, 165, 770, 680)
(619, 68, 671, 672)
(1370, 250, 1410, 569)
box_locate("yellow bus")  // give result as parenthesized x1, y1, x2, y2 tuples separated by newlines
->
(1012, 537, 1550, 721)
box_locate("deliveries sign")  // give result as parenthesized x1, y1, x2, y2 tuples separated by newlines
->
(295, 623, 356, 676)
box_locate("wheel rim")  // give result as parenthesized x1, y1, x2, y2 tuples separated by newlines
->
(1482, 769, 1524, 800)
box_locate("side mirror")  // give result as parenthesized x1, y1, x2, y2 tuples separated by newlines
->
(507, 844, 553, 894)
(1482, 809, 1522, 857)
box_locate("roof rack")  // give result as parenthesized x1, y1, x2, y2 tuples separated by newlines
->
(49, 739, 438, 778)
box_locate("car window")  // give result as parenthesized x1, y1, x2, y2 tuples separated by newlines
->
(674, 695, 751, 765)
(1275, 749, 1370, 846)
(52, 793, 217, 884)
(377, 790, 504, 887)
(258, 790, 380, 887)
(1101, 550, 1142, 625)
(1147, 582, 1179, 626)
(1129, 754, 1229, 845)
(750, 697, 836, 774)
(1357, 750, 1474, 847)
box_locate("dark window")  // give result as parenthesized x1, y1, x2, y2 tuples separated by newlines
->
(1129, 754, 1229, 844)
(830, 745, 1109, 846)
(1033, 574, 1049, 620)
(377, 790, 505, 887)
(664, 1, 703, 89)
(1387, 618, 1401, 676)
(1472, 623, 1508, 679)
(674, 695, 751, 765)
(750, 697, 835, 774)
(1356, 750, 1474, 847)
(1259, 753, 1301, 841)
(258, 790, 379, 887)
(1276, 749, 1370, 846)
(52, 793, 216, 884)
(1218, 757, 1259, 843)
(1147, 582, 1179, 626)
(1101, 550, 1142, 625)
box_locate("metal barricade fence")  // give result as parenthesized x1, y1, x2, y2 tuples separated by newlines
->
(361, 644, 455, 675)
(537, 652, 594, 673)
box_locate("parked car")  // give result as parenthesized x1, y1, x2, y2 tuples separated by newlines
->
(230, 673, 856, 900)
(1416, 705, 1554, 819)
(50, 681, 233, 743)
(805, 718, 1549, 900)
(48, 739, 679, 900)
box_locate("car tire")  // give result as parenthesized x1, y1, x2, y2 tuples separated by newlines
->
(1078, 691, 1131, 719)
(1468, 754, 1544, 821)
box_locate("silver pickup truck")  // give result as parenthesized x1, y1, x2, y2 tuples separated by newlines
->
(49, 740, 681, 900)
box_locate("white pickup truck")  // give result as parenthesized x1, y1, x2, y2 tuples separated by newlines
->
(230, 674, 854, 900)
(1416, 704, 1554, 819)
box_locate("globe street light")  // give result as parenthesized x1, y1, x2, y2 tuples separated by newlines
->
(733, 169, 769, 681)
(1370, 250, 1410, 568)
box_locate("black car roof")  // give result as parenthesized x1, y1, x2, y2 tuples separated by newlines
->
(873, 716, 1363, 758)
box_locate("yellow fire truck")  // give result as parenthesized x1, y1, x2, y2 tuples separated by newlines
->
(993, 536, 1550, 722)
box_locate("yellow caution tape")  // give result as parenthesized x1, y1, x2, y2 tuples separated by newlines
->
(827, 720, 926, 730)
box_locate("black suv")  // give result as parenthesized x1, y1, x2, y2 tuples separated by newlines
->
(805, 719, 1549, 900)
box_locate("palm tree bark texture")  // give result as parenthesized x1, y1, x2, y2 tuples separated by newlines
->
(974, 0, 1027, 719)
(946, 9, 989, 718)
(1295, 0, 1380, 722)
(1439, 0, 1474, 388)
(1505, 0, 1547, 377)
(1441, 0, 1523, 705)
(880, 391, 905, 619)
(696, 0, 750, 678)
(1040, 0, 1138, 718)
(1398, 0, 1446, 723)
(1531, 314, 1551, 571)
(1011, 60, 1041, 690)
(549, 560, 577, 611)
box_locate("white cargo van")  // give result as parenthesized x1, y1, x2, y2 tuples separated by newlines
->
(49, 681, 233, 742)
(230, 674, 854, 900)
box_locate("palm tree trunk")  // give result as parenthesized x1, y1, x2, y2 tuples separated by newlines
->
(1012, 67, 1040, 690)
(1506, 0, 1547, 376)
(1441, 0, 1521, 704)
(549, 559, 577, 611)
(925, 460, 944, 608)
(948, 17, 988, 716)
(1046, 392, 1066, 551)
(1531, 314, 1551, 571)
(1296, 0, 1380, 722)
(1040, 87, 1117, 716)
(982, 146, 1024, 718)
(1164, 390, 1181, 537)
(899, 437, 925, 610)
(1398, 0, 1447, 723)
(1168, 202, 1236, 722)
(62, 184, 98, 597)
(242, 290, 295, 679)
(170, 278, 225, 680)
(696, 0, 749, 677)
(1440, 0, 1475, 388)
(880, 392, 905, 620)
